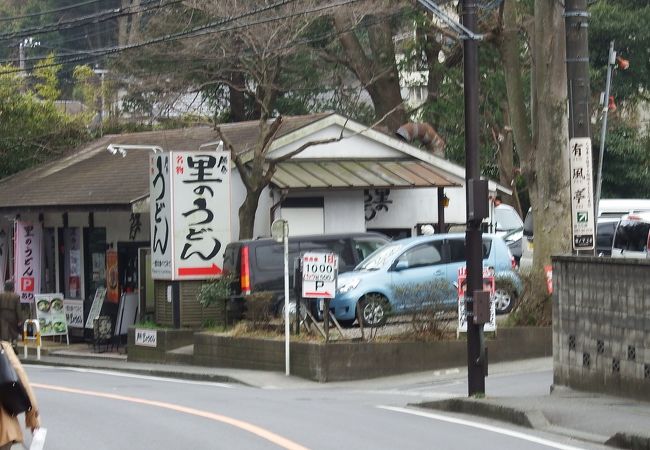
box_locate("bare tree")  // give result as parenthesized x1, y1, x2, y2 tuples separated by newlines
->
(498, 0, 571, 307)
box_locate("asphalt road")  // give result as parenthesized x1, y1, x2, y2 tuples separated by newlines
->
(20, 363, 609, 450)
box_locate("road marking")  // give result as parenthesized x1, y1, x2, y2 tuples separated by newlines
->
(33, 383, 309, 450)
(378, 406, 586, 450)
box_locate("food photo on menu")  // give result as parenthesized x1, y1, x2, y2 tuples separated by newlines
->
(35, 295, 68, 336)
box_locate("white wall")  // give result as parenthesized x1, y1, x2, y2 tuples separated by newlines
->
(324, 191, 366, 233)
(364, 187, 467, 230)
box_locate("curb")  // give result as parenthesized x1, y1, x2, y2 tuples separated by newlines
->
(414, 398, 650, 450)
(21, 358, 248, 386)
(413, 398, 549, 429)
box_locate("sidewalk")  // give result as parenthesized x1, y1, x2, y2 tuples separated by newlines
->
(19, 341, 650, 449)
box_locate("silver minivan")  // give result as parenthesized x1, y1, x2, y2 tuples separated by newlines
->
(611, 212, 650, 259)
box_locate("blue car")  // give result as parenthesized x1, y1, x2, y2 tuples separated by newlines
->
(331, 233, 522, 327)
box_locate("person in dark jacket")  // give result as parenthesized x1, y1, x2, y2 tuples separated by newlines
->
(0, 341, 40, 449)
(0, 281, 21, 349)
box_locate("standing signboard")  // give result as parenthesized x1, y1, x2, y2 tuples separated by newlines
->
(34, 293, 69, 343)
(457, 267, 496, 336)
(63, 299, 84, 328)
(301, 253, 338, 299)
(85, 287, 107, 329)
(569, 137, 595, 250)
(149, 151, 232, 281)
(14, 220, 42, 304)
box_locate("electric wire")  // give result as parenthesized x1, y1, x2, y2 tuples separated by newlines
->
(0, 0, 110, 23)
(0, 0, 362, 75)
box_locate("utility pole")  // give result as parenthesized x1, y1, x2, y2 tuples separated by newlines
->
(416, 0, 487, 397)
(565, 0, 595, 253)
(461, 0, 486, 396)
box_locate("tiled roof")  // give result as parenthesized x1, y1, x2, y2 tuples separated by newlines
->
(0, 114, 332, 211)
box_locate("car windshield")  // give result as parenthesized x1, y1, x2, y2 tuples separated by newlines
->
(494, 206, 523, 231)
(355, 242, 404, 271)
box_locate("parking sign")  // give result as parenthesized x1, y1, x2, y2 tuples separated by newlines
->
(301, 252, 338, 299)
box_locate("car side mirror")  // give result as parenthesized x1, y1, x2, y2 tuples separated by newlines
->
(394, 260, 409, 271)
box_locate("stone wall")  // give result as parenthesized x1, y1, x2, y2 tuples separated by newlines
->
(193, 327, 551, 382)
(553, 255, 650, 401)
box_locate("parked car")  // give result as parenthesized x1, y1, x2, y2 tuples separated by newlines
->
(222, 232, 390, 315)
(331, 233, 522, 327)
(520, 208, 623, 268)
(484, 204, 524, 266)
(611, 212, 650, 259)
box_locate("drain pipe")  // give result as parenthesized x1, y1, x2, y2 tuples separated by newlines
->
(270, 189, 288, 233)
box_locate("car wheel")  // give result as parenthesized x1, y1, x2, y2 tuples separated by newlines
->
(494, 288, 515, 314)
(359, 294, 389, 327)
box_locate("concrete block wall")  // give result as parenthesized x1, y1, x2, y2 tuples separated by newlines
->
(553, 255, 650, 401)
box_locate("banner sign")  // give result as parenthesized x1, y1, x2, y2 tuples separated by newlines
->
(150, 151, 232, 281)
(63, 299, 84, 328)
(0, 226, 7, 291)
(457, 267, 496, 334)
(569, 137, 595, 250)
(14, 220, 42, 304)
(106, 250, 119, 303)
(302, 252, 339, 299)
(35, 293, 68, 337)
(135, 329, 157, 347)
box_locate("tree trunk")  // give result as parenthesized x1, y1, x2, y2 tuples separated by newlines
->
(333, 12, 407, 131)
(229, 72, 246, 122)
(529, 0, 571, 279)
(238, 189, 263, 240)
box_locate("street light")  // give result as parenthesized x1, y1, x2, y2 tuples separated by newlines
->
(594, 41, 628, 236)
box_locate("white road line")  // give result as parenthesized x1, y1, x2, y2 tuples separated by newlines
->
(26, 365, 233, 388)
(378, 406, 587, 450)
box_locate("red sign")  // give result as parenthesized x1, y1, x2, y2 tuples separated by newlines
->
(545, 265, 553, 294)
(106, 250, 119, 303)
(178, 264, 222, 277)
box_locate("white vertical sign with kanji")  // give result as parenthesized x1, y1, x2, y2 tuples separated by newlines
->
(149, 153, 173, 280)
(171, 151, 231, 280)
(569, 138, 595, 250)
(14, 220, 42, 304)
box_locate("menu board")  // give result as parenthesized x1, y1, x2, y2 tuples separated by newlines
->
(34, 293, 68, 337)
(85, 287, 107, 329)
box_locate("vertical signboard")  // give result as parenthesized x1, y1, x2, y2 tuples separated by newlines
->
(0, 226, 7, 290)
(149, 151, 231, 280)
(569, 138, 595, 250)
(150, 153, 173, 279)
(14, 220, 42, 304)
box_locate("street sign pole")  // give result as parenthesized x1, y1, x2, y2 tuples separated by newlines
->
(272, 219, 290, 376)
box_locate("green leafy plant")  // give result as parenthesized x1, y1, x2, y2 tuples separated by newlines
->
(197, 274, 235, 308)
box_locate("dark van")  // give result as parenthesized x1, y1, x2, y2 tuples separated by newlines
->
(222, 232, 390, 314)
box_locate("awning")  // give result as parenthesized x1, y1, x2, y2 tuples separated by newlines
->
(271, 160, 463, 190)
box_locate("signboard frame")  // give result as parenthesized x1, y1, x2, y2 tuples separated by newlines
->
(569, 137, 596, 250)
(301, 252, 339, 299)
(34, 293, 69, 344)
(149, 151, 232, 281)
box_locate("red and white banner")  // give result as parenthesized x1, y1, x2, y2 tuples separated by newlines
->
(0, 225, 7, 291)
(14, 220, 42, 304)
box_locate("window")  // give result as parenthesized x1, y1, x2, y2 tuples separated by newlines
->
(396, 242, 443, 269)
(448, 239, 492, 263)
(353, 238, 388, 261)
(614, 221, 650, 252)
(255, 243, 300, 271)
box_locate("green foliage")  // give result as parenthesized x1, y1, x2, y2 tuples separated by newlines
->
(134, 320, 162, 329)
(0, 64, 89, 178)
(597, 124, 650, 198)
(197, 275, 235, 308)
(33, 54, 61, 102)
